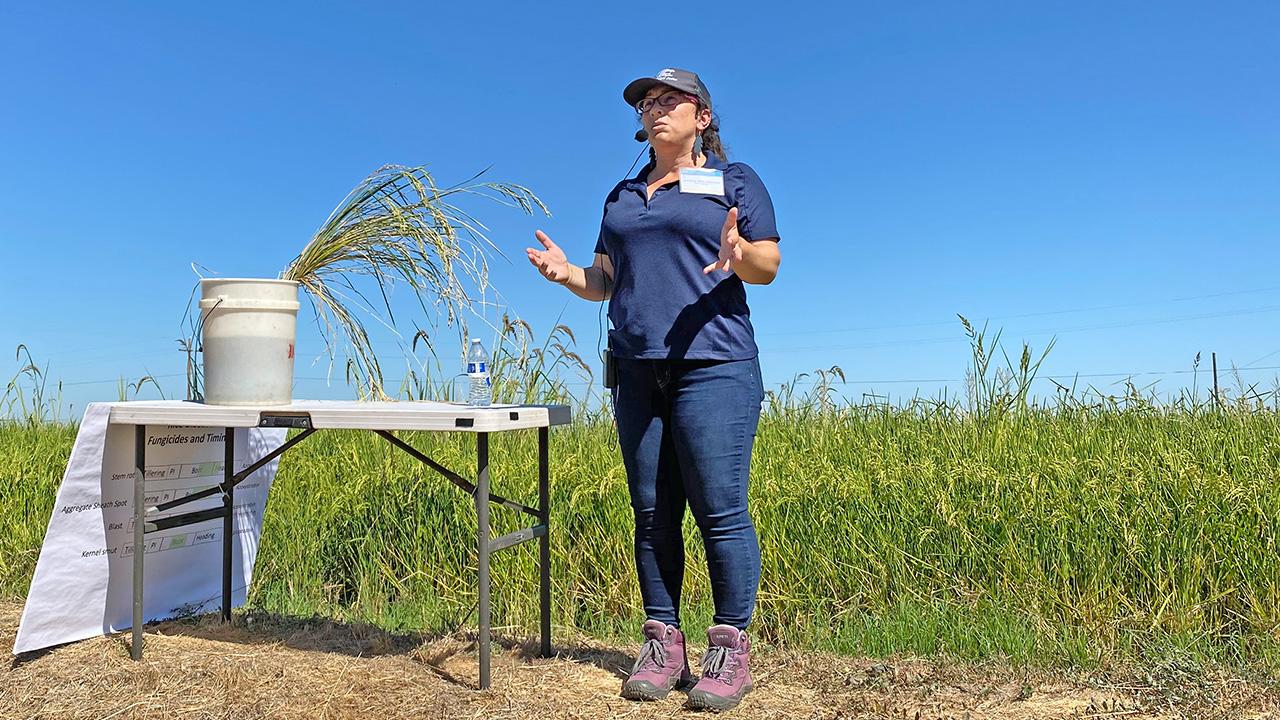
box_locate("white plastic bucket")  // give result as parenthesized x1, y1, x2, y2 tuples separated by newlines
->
(199, 278, 301, 406)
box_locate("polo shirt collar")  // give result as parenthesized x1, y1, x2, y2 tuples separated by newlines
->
(626, 152, 729, 188)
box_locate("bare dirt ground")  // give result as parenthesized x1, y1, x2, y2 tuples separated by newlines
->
(2, 601, 1276, 719)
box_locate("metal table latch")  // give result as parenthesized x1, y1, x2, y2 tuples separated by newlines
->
(258, 412, 313, 429)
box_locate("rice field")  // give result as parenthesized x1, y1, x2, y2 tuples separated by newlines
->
(4, 395, 1279, 673)
(3, 320, 1279, 677)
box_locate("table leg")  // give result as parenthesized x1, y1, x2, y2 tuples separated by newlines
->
(538, 426, 551, 658)
(476, 432, 491, 689)
(132, 424, 146, 660)
(222, 426, 234, 622)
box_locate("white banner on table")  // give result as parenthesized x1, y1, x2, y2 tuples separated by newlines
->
(14, 402, 286, 655)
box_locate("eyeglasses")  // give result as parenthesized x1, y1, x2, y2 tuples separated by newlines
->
(635, 91, 698, 114)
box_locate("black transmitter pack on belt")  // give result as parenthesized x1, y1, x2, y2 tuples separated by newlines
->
(603, 344, 617, 388)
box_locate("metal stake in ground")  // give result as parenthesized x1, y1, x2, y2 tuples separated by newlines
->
(1213, 352, 1220, 408)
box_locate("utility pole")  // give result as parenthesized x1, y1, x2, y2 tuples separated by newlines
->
(1212, 352, 1220, 409)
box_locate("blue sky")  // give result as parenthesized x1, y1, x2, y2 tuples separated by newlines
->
(2, 2, 1277, 414)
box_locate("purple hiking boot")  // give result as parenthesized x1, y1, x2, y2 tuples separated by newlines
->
(621, 620, 694, 701)
(686, 624, 753, 712)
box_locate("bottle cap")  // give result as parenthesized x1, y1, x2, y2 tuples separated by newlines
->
(471, 337, 481, 343)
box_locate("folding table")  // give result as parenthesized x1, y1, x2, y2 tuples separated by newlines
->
(108, 399, 571, 689)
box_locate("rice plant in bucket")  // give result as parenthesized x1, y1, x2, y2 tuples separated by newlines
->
(191, 164, 548, 402)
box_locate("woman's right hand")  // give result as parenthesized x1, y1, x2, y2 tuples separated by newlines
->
(526, 230, 572, 284)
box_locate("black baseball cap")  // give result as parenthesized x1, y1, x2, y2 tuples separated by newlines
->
(623, 68, 712, 110)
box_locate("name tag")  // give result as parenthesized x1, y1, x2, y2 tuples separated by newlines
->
(679, 167, 725, 195)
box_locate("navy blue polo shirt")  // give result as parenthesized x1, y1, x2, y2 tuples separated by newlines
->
(594, 153, 780, 361)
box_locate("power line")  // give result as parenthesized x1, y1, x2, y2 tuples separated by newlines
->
(1243, 347, 1280, 367)
(15, 284, 1280, 359)
(761, 303, 1280, 354)
(33, 364, 1280, 393)
(781, 364, 1280, 387)
(13, 292, 1280, 392)
(56, 373, 185, 387)
(36, 349, 179, 371)
(16, 338, 176, 358)
(758, 284, 1280, 338)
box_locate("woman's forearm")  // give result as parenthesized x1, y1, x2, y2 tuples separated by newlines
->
(734, 239, 781, 285)
(560, 263, 612, 302)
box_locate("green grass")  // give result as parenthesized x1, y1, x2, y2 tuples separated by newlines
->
(4, 405, 1279, 672)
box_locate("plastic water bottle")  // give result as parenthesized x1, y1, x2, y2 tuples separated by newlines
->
(466, 338, 491, 407)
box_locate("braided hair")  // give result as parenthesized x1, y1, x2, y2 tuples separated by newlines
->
(699, 109, 726, 161)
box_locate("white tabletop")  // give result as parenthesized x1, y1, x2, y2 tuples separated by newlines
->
(107, 400, 571, 433)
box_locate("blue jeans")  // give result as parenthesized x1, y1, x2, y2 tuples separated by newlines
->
(611, 356, 764, 630)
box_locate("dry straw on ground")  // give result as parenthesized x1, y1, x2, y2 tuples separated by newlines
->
(2, 602, 1276, 719)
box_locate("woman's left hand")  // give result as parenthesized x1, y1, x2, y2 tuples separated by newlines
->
(704, 207, 743, 274)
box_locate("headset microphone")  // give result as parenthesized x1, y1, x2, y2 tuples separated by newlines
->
(625, 128, 649, 177)
(606, 127, 651, 388)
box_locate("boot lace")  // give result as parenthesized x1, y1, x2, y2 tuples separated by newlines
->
(631, 637, 668, 674)
(700, 645, 737, 683)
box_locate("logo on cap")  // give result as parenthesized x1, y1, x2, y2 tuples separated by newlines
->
(657, 68, 678, 81)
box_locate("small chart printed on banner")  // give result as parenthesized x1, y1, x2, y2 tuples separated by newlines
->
(14, 405, 287, 655)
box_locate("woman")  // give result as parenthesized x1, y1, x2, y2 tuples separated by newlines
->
(525, 67, 780, 712)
